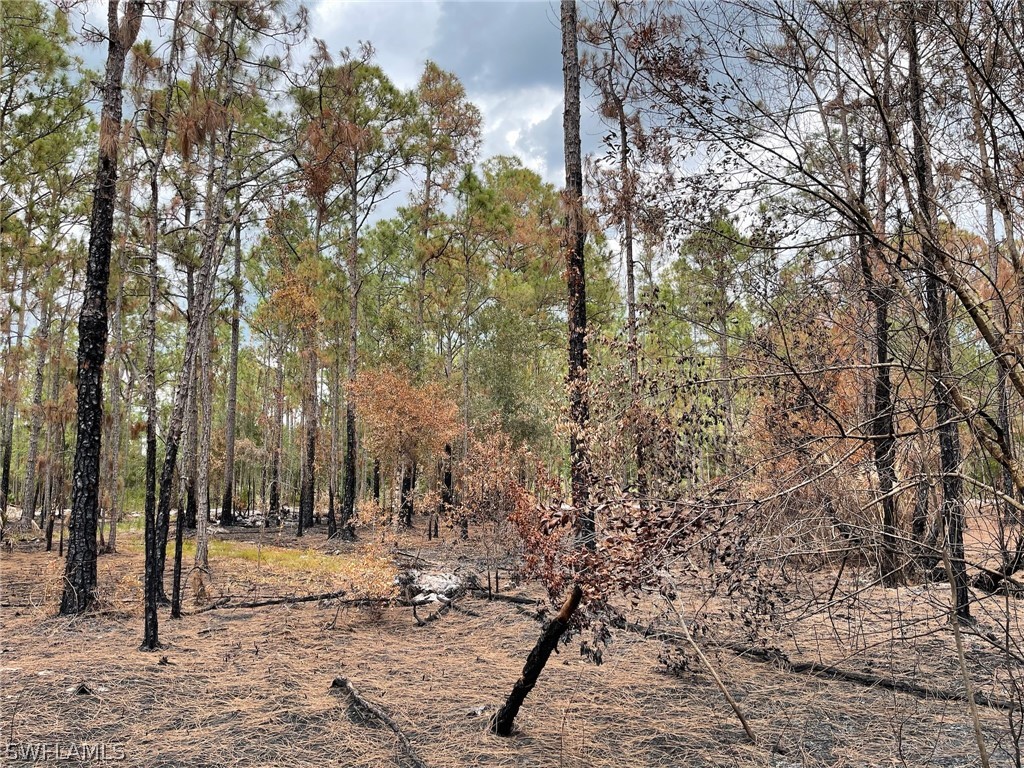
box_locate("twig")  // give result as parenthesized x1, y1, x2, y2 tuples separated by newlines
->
(942, 547, 991, 768)
(331, 677, 428, 768)
(672, 607, 759, 747)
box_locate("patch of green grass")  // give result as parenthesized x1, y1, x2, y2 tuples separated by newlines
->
(178, 538, 339, 571)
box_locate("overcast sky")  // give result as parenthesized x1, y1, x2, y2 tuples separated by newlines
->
(308, 0, 603, 185)
(74, 0, 603, 185)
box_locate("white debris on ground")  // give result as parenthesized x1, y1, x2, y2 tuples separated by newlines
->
(395, 570, 463, 605)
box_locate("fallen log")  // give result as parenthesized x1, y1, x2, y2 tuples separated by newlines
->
(190, 591, 389, 614)
(331, 676, 428, 768)
(466, 588, 541, 606)
(630, 622, 1020, 712)
(489, 585, 583, 736)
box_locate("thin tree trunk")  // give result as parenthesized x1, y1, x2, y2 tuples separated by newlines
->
(562, 0, 591, 547)
(490, 586, 584, 736)
(328, 337, 340, 537)
(102, 252, 125, 552)
(908, 10, 969, 621)
(220, 216, 243, 527)
(1, 270, 29, 519)
(19, 298, 50, 526)
(270, 346, 284, 518)
(856, 143, 901, 586)
(340, 191, 359, 540)
(195, 313, 212, 572)
(153, 3, 241, 603)
(60, 0, 144, 616)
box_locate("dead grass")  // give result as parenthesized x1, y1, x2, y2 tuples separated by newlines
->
(1, 522, 1022, 767)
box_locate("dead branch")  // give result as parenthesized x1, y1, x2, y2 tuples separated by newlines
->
(330, 676, 428, 768)
(189, 590, 389, 614)
(612, 619, 1020, 712)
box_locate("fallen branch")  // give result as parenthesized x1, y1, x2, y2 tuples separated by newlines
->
(466, 588, 541, 606)
(673, 610, 759, 747)
(412, 589, 465, 626)
(718, 640, 1018, 712)
(610, 619, 1020, 712)
(331, 677, 428, 768)
(190, 591, 389, 615)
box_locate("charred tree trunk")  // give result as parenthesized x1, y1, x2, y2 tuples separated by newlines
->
(490, 586, 584, 736)
(154, 3, 240, 599)
(908, 11, 969, 621)
(102, 253, 125, 552)
(220, 217, 243, 527)
(60, 0, 143, 616)
(339, 192, 359, 541)
(298, 327, 317, 535)
(855, 145, 902, 586)
(562, 0, 591, 548)
(270, 349, 284, 519)
(399, 461, 415, 528)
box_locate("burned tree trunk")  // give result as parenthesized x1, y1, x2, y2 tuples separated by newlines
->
(221, 217, 243, 527)
(561, 0, 591, 548)
(490, 585, 583, 736)
(60, 0, 144, 616)
(907, 10, 969, 621)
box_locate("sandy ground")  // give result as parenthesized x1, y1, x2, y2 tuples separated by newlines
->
(1, 524, 1022, 767)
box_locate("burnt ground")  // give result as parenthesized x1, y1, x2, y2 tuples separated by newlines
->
(1, 519, 1022, 768)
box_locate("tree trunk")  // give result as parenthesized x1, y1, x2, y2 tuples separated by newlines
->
(20, 298, 50, 525)
(60, 0, 143, 616)
(1, 271, 29, 520)
(102, 253, 125, 552)
(561, 0, 591, 547)
(154, 3, 240, 599)
(339, 192, 359, 540)
(194, 313, 213, 572)
(220, 217, 243, 527)
(298, 326, 317, 534)
(907, 11, 969, 621)
(0, 262, 29, 520)
(490, 585, 583, 736)
(328, 342, 340, 537)
(270, 347, 284, 518)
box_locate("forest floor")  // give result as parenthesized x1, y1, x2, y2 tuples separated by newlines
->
(1, 514, 1023, 767)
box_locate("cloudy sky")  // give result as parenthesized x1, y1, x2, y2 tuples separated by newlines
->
(307, 0, 602, 185)
(74, 0, 605, 185)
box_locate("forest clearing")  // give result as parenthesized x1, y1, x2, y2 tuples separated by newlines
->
(3, 0, 1024, 765)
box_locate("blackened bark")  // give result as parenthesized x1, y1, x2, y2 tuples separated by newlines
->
(490, 585, 584, 736)
(154, 3, 240, 597)
(399, 463, 415, 528)
(170, 502, 185, 618)
(298, 329, 317, 534)
(856, 145, 901, 586)
(220, 218, 243, 527)
(61, 0, 143, 616)
(270, 353, 284, 518)
(907, 12, 969, 621)
(562, 0, 591, 548)
(0, 271, 28, 519)
(339, 194, 359, 541)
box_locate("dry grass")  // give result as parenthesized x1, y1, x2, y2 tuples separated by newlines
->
(1, 523, 1022, 767)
